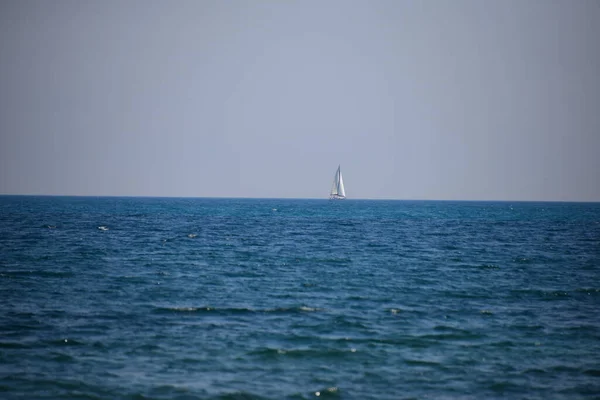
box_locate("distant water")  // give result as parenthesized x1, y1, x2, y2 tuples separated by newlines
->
(1, 196, 599, 399)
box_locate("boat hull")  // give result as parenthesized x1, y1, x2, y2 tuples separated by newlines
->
(329, 195, 346, 200)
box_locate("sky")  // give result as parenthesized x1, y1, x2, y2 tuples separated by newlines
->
(1, 0, 599, 201)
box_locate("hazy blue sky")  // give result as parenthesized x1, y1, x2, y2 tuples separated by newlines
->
(1, 0, 599, 200)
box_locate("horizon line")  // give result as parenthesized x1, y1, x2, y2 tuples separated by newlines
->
(0, 193, 598, 204)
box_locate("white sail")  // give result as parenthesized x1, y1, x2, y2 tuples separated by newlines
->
(330, 166, 340, 195)
(329, 165, 346, 199)
(338, 172, 345, 197)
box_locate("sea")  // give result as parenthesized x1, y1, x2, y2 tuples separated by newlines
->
(1, 196, 599, 399)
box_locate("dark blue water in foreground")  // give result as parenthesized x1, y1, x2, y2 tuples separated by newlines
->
(1, 196, 599, 399)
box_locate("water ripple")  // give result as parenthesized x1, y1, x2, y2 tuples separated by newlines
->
(1, 197, 599, 399)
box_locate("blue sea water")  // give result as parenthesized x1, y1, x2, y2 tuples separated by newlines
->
(1, 196, 599, 399)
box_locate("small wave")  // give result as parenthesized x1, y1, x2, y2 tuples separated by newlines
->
(206, 391, 270, 400)
(488, 381, 521, 393)
(510, 288, 600, 300)
(92, 341, 107, 349)
(249, 347, 288, 358)
(548, 365, 580, 373)
(487, 340, 516, 348)
(511, 289, 571, 299)
(157, 306, 216, 313)
(574, 288, 600, 295)
(455, 263, 501, 271)
(404, 359, 442, 367)
(433, 325, 473, 334)
(117, 276, 149, 284)
(124, 343, 164, 356)
(154, 306, 323, 315)
(0, 341, 31, 349)
(299, 255, 352, 265)
(513, 257, 532, 264)
(49, 352, 75, 362)
(49, 338, 83, 346)
(250, 347, 354, 360)
(298, 306, 319, 312)
(347, 295, 367, 301)
(332, 316, 369, 330)
(510, 324, 545, 332)
(265, 306, 323, 314)
(522, 367, 546, 375)
(334, 220, 356, 227)
(97, 226, 109, 231)
(584, 369, 600, 377)
(0, 269, 74, 278)
(135, 343, 162, 352)
(366, 242, 390, 249)
(440, 291, 483, 299)
(2, 322, 45, 334)
(417, 332, 484, 341)
(134, 384, 205, 399)
(314, 386, 340, 398)
(478, 264, 500, 269)
(260, 305, 323, 314)
(2, 376, 106, 394)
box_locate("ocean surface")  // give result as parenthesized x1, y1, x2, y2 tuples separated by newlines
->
(1, 196, 599, 399)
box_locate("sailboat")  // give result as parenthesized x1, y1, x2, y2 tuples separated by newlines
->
(329, 165, 346, 200)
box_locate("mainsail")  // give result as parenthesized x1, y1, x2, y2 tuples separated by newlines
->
(329, 165, 346, 200)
